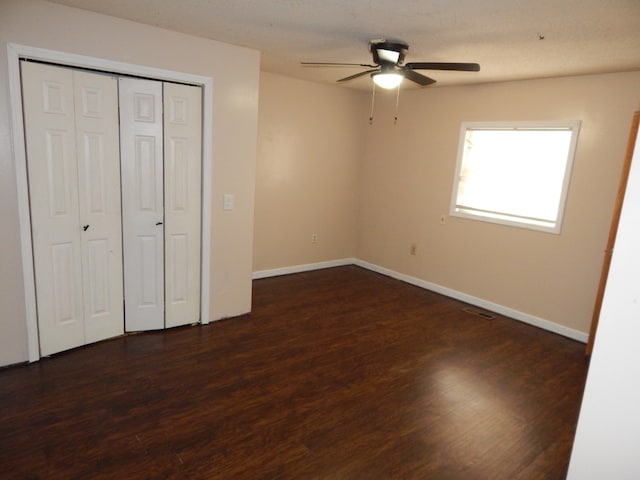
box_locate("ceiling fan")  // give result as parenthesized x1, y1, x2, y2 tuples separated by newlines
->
(302, 39, 480, 89)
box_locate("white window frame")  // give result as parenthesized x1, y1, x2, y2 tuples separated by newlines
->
(449, 121, 581, 234)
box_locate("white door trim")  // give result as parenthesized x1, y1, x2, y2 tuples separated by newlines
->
(7, 43, 213, 362)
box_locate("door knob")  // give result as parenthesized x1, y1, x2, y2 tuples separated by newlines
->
(156, 222, 163, 226)
(83, 225, 90, 231)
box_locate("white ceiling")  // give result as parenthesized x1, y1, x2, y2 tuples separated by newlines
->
(47, 0, 640, 90)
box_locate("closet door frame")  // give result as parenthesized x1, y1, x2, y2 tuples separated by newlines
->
(8, 43, 213, 362)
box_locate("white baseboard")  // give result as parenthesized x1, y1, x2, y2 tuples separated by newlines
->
(353, 259, 588, 343)
(252, 258, 588, 343)
(252, 258, 356, 279)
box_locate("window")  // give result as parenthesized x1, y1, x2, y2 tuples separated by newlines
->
(450, 121, 580, 234)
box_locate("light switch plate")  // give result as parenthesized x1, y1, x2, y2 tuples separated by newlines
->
(223, 193, 234, 210)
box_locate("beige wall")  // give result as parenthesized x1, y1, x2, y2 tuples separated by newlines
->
(253, 72, 367, 272)
(254, 71, 640, 336)
(359, 72, 640, 334)
(0, 0, 260, 366)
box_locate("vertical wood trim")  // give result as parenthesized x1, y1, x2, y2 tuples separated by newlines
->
(7, 45, 40, 362)
(200, 79, 212, 324)
(586, 111, 640, 355)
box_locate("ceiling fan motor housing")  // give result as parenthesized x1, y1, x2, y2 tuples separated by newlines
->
(370, 40, 409, 66)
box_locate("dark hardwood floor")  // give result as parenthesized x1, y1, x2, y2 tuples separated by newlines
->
(0, 266, 588, 479)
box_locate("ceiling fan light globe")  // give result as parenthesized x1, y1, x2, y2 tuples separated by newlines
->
(372, 72, 403, 89)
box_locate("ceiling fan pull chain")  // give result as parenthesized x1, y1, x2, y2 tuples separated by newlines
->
(394, 84, 401, 124)
(369, 82, 376, 125)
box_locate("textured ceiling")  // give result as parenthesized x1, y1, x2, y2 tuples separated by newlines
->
(47, 0, 640, 90)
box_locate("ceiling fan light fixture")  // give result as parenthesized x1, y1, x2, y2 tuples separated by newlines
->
(372, 72, 404, 89)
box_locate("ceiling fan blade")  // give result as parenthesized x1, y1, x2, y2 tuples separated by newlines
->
(301, 62, 377, 68)
(337, 69, 379, 83)
(403, 69, 437, 86)
(405, 62, 481, 72)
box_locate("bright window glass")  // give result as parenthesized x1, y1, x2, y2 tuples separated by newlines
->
(450, 121, 580, 233)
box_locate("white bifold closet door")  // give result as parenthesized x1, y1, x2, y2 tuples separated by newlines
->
(21, 61, 124, 356)
(163, 82, 202, 329)
(119, 78, 202, 332)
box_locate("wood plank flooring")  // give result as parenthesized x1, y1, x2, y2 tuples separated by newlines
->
(0, 266, 589, 479)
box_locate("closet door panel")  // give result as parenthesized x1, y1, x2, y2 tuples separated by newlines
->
(120, 78, 165, 331)
(21, 61, 85, 355)
(164, 83, 202, 328)
(74, 70, 124, 343)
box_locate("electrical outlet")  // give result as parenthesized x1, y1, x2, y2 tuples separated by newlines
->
(410, 244, 417, 255)
(311, 233, 318, 244)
